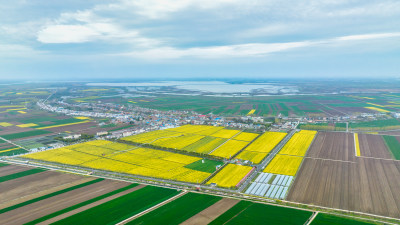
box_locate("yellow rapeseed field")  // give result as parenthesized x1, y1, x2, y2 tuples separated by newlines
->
(234, 132, 259, 142)
(0, 122, 13, 127)
(210, 129, 241, 139)
(235, 151, 267, 164)
(244, 132, 286, 154)
(210, 140, 248, 158)
(354, 133, 361, 156)
(22, 140, 210, 183)
(279, 130, 316, 156)
(263, 154, 303, 176)
(364, 107, 390, 113)
(207, 164, 252, 188)
(16, 123, 38, 128)
(247, 109, 256, 115)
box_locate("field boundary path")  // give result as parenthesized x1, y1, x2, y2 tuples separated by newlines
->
(237, 129, 296, 192)
(305, 211, 318, 225)
(115, 191, 188, 225)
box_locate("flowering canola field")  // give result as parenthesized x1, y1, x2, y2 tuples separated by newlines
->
(263, 154, 303, 176)
(22, 140, 211, 183)
(235, 132, 286, 164)
(207, 164, 252, 188)
(278, 130, 316, 156)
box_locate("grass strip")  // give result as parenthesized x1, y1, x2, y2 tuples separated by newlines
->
(127, 192, 221, 225)
(0, 162, 8, 167)
(0, 178, 104, 214)
(0, 168, 46, 183)
(25, 183, 139, 225)
(310, 213, 375, 225)
(53, 186, 179, 225)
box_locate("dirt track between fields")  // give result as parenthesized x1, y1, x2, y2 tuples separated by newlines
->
(180, 198, 239, 225)
(0, 179, 131, 225)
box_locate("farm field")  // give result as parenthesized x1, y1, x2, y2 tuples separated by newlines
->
(263, 155, 303, 176)
(288, 132, 400, 218)
(180, 198, 240, 225)
(207, 164, 253, 188)
(0, 178, 131, 225)
(279, 130, 316, 156)
(21, 140, 213, 183)
(235, 131, 286, 164)
(306, 132, 355, 161)
(358, 133, 392, 159)
(210, 139, 248, 158)
(234, 132, 259, 142)
(127, 193, 221, 225)
(310, 213, 375, 225)
(209, 200, 313, 225)
(182, 136, 227, 154)
(382, 135, 400, 160)
(53, 186, 179, 225)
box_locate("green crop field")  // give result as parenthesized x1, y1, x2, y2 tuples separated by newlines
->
(127, 193, 221, 225)
(209, 201, 312, 225)
(349, 119, 400, 129)
(184, 159, 223, 173)
(310, 213, 375, 225)
(0, 130, 52, 140)
(26, 183, 139, 225)
(0, 168, 46, 183)
(382, 135, 400, 160)
(54, 186, 179, 225)
(0, 178, 104, 214)
(0, 147, 28, 156)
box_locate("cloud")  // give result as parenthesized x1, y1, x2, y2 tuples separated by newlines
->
(0, 43, 45, 57)
(119, 32, 400, 60)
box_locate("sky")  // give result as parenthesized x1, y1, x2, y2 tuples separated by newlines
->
(0, 0, 399, 80)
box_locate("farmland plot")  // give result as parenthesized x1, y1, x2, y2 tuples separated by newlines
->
(207, 164, 253, 188)
(210, 139, 248, 158)
(306, 132, 356, 161)
(22, 141, 212, 183)
(209, 200, 312, 225)
(288, 157, 400, 218)
(358, 134, 392, 159)
(279, 130, 316, 156)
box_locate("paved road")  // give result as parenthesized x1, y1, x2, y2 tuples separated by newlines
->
(237, 129, 296, 192)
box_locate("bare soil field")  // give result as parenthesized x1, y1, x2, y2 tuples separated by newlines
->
(0, 170, 91, 207)
(306, 132, 355, 161)
(181, 198, 240, 225)
(0, 127, 33, 135)
(0, 164, 31, 177)
(0, 179, 130, 225)
(287, 157, 400, 218)
(358, 134, 392, 159)
(44, 121, 97, 133)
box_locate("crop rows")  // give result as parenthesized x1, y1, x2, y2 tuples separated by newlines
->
(263, 155, 303, 176)
(279, 130, 317, 156)
(210, 140, 248, 158)
(235, 132, 286, 163)
(22, 140, 211, 183)
(207, 164, 253, 188)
